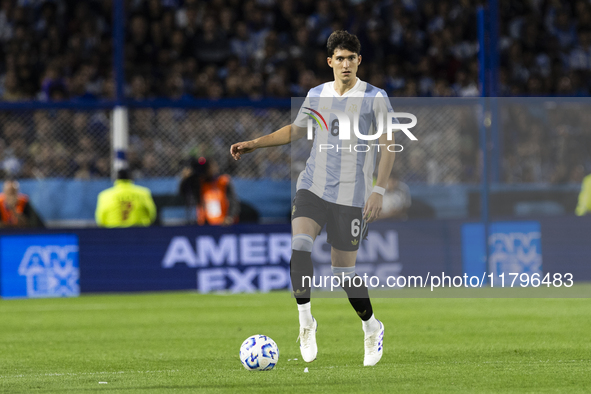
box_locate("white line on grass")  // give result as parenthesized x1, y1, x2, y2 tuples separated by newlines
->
(0, 370, 179, 380)
(0, 304, 189, 313)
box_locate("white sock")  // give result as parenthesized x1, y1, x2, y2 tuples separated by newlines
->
(297, 302, 313, 327)
(362, 314, 380, 334)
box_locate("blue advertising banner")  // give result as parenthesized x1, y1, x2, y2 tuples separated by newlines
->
(76, 222, 456, 293)
(0, 234, 79, 298)
(462, 221, 542, 283)
(1, 216, 588, 297)
(77, 224, 293, 293)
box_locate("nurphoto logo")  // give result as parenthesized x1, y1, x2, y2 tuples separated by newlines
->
(304, 102, 418, 153)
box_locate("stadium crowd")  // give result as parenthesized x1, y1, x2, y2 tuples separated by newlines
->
(0, 0, 589, 184)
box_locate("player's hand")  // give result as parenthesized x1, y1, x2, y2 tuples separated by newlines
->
(230, 140, 257, 160)
(363, 193, 383, 223)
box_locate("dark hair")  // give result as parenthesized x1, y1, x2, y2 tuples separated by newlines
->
(117, 169, 131, 180)
(327, 30, 361, 57)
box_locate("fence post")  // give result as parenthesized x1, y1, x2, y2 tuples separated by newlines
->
(477, 6, 490, 281)
(488, 0, 501, 184)
(112, 106, 129, 176)
(111, 0, 127, 178)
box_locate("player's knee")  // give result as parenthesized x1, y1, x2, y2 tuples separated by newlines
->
(292, 233, 314, 252)
(331, 266, 356, 279)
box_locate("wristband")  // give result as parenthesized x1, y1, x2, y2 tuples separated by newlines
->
(372, 186, 386, 196)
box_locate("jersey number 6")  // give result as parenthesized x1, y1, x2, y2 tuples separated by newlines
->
(351, 218, 360, 237)
(331, 119, 339, 136)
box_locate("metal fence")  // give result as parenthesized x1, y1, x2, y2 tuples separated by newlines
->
(387, 102, 479, 184)
(127, 101, 475, 183)
(0, 100, 489, 184)
(127, 106, 292, 179)
(499, 99, 591, 185)
(290, 99, 480, 186)
(0, 109, 111, 179)
(2, 99, 591, 186)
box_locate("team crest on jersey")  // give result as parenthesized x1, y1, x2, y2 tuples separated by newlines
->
(347, 104, 358, 113)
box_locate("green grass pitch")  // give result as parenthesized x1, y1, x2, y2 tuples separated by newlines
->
(1, 290, 590, 393)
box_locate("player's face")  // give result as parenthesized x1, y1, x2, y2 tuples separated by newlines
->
(328, 49, 361, 83)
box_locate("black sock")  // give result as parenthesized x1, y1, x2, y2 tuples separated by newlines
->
(341, 275, 373, 321)
(290, 250, 313, 305)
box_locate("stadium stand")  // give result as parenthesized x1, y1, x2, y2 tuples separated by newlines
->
(0, 0, 589, 187)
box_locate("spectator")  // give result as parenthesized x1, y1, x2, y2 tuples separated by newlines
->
(1, 70, 26, 101)
(6, 0, 591, 102)
(95, 169, 156, 228)
(0, 179, 42, 228)
(231, 21, 254, 65)
(1, 0, 591, 187)
(179, 156, 240, 226)
(194, 16, 230, 66)
(575, 173, 591, 216)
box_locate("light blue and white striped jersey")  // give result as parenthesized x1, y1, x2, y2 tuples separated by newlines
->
(293, 78, 394, 208)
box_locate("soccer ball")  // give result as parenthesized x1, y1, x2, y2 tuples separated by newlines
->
(239, 335, 279, 371)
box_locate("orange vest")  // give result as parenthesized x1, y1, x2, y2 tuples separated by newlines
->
(197, 175, 233, 225)
(0, 193, 29, 226)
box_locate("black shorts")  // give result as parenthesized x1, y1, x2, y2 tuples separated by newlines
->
(291, 189, 366, 252)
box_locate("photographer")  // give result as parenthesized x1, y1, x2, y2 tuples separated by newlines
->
(180, 157, 240, 226)
(0, 179, 43, 228)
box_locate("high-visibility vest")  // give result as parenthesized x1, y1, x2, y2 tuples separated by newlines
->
(95, 180, 157, 227)
(197, 175, 233, 225)
(0, 193, 28, 225)
(576, 174, 591, 216)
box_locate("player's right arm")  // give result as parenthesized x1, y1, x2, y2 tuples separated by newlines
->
(230, 124, 307, 160)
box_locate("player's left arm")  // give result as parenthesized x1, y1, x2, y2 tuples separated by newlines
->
(364, 131, 395, 223)
(364, 92, 396, 223)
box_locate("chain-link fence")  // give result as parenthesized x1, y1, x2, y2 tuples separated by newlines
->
(127, 107, 293, 179)
(6, 99, 591, 187)
(290, 99, 480, 187)
(0, 102, 479, 183)
(499, 99, 591, 185)
(386, 101, 480, 184)
(0, 109, 111, 179)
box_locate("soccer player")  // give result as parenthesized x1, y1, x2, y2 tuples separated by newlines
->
(230, 31, 395, 366)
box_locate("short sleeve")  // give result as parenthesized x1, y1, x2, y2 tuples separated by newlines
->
(293, 93, 311, 128)
(372, 89, 397, 128)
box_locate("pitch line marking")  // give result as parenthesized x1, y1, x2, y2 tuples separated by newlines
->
(0, 369, 179, 379)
